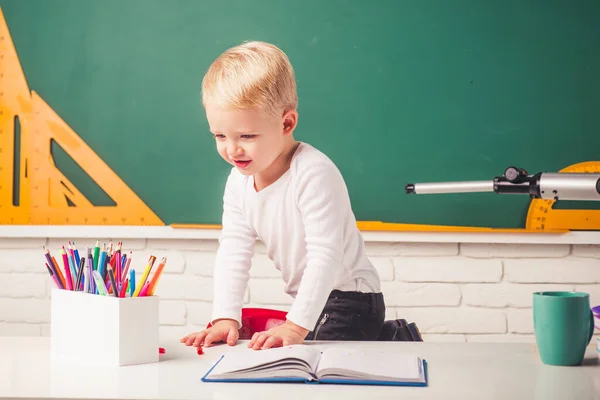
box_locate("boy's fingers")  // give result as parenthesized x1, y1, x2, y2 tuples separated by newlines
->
(185, 333, 199, 346)
(252, 333, 269, 350)
(204, 332, 219, 347)
(248, 332, 261, 348)
(193, 331, 209, 347)
(227, 328, 239, 346)
(262, 336, 277, 349)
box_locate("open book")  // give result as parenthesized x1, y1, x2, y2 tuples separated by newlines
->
(202, 345, 428, 386)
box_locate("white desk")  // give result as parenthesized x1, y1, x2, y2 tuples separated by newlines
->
(0, 337, 598, 400)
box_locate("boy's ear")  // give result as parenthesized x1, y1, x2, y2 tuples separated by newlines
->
(282, 109, 298, 135)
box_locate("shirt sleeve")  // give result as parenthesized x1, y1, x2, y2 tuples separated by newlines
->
(211, 169, 256, 328)
(285, 161, 350, 330)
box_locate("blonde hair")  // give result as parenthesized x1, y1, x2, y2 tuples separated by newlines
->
(201, 41, 298, 116)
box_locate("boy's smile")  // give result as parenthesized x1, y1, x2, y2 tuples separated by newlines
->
(233, 160, 252, 169)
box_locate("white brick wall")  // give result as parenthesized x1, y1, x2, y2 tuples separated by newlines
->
(0, 238, 599, 343)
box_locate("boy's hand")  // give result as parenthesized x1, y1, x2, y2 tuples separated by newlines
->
(248, 320, 310, 350)
(180, 319, 239, 348)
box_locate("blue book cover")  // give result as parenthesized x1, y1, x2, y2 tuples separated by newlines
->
(201, 345, 428, 387)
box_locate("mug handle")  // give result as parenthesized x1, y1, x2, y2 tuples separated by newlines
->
(587, 309, 595, 344)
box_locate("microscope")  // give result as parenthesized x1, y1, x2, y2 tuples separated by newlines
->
(405, 166, 600, 202)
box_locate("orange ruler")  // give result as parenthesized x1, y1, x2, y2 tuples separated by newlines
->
(0, 8, 163, 225)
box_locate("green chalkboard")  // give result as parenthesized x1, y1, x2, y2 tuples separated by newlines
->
(1, 0, 599, 228)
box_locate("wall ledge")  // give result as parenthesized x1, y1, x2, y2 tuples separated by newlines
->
(1, 226, 600, 244)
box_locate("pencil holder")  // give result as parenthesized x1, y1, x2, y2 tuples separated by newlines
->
(50, 288, 159, 367)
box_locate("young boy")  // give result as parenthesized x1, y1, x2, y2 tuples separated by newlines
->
(181, 41, 385, 350)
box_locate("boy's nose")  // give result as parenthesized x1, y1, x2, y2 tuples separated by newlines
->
(228, 145, 244, 157)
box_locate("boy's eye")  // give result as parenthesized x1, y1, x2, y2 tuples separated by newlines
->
(213, 134, 226, 140)
(241, 134, 256, 139)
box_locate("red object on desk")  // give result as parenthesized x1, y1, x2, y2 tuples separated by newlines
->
(197, 346, 203, 355)
(159, 347, 165, 354)
(206, 308, 287, 339)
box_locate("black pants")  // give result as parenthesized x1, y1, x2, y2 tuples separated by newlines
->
(305, 290, 386, 341)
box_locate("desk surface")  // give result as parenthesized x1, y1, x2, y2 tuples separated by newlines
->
(0, 337, 598, 400)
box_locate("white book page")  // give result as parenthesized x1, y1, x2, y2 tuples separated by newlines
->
(316, 348, 422, 382)
(208, 345, 321, 378)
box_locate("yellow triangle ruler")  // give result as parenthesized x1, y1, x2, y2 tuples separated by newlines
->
(0, 8, 164, 225)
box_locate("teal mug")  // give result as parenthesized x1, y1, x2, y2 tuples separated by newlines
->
(533, 291, 594, 366)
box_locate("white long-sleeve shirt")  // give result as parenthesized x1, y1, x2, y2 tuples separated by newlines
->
(211, 142, 381, 330)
